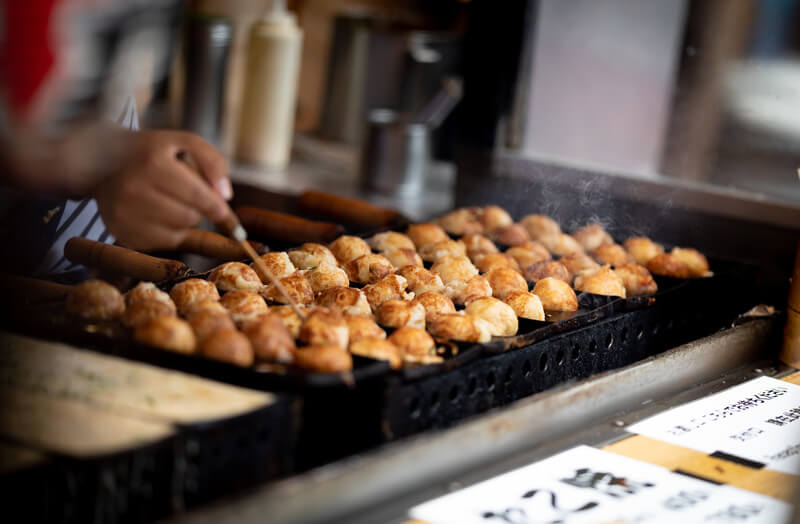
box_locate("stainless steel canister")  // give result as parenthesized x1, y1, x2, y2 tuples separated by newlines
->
(359, 109, 429, 196)
(181, 14, 232, 146)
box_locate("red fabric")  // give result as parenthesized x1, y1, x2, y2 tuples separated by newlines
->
(1, 0, 61, 122)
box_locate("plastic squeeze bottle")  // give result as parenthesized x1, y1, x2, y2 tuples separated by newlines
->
(236, 0, 303, 169)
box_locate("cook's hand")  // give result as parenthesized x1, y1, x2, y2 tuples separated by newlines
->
(94, 130, 232, 251)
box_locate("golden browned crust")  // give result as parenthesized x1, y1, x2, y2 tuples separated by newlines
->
(541, 233, 583, 257)
(465, 296, 518, 336)
(66, 279, 125, 320)
(316, 286, 372, 317)
(670, 247, 710, 277)
(571, 223, 614, 252)
(261, 271, 314, 305)
(134, 316, 197, 354)
(623, 237, 664, 266)
(430, 255, 478, 284)
(388, 326, 436, 357)
(462, 234, 499, 260)
(375, 299, 426, 329)
(485, 267, 528, 300)
(381, 247, 423, 269)
(254, 252, 296, 279)
(427, 313, 492, 343)
(122, 299, 175, 328)
(329, 235, 372, 264)
(418, 239, 467, 263)
(573, 265, 626, 298)
(505, 242, 551, 268)
(186, 309, 236, 342)
(349, 338, 403, 369)
(299, 309, 349, 349)
(473, 253, 521, 274)
(591, 243, 633, 267)
(125, 282, 175, 312)
(559, 252, 601, 281)
(180, 299, 227, 318)
(520, 214, 561, 241)
(406, 223, 449, 249)
(209, 262, 263, 292)
(613, 263, 658, 297)
(412, 292, 456, 322)
(270, 305, 308, 338)
(220, 290, 269, 327)
(294, 345, 353, 373)
(396, 265, 445, 295)
(444, 275, 493, 306)
(345, 315, 386, 344)
(504, 291, 545, 321)
(437, 208, 483, 236)
(368, 231, 415, 252)
(362, 274, 413, 312)
(242, 313, 296, 363)
(170, 279, 220, 314)
(523, 260, 570, 284)
(645, 253, 692, 279)
(302, 262, 349, 294)
(478, 205, 513, 231)
(199, 328, 254, 368)
(288, 243, 338, 269)
(489, 223, 530, 246)
(532, 277, 579, 312)
(344, 253, 394, 284)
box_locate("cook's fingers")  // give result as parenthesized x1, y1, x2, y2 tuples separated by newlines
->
(155, 161, 229, 222)
(138, 186, 204, 230)
(175, 133, 231, 200)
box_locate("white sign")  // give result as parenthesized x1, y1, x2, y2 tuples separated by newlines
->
(629, 376, 800, 474)
(409, 445, 791, 524)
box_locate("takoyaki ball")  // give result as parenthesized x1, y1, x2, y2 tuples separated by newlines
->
(623, 237, 664, 266)
(444, 275, 493, 306)
(462, 234, 499, 260)
(670, 247, 710, 277)
(199, 329, 254, 368)
(181, 299, 227, 318)
(505, 242, 551, 269)
(316, 286, 372, 317)
(254, 252, 296, 279)
(520, 214, 561, 241)
(465, 296, 518, 337)
(532, 277, 579, 312)
(344, 253, 394, 285)
(591, 243, 633, 267)
(288, 243, 339, 270)
(261, 271, 314, 305)
(170, 279, 220, 314)
(134, 316, 196, 354)
(302, 262, 349, 294)
(209, 262, 263, 292)
(613, 263, 658, 297)
(396, 265, 445, 295)
(427, 313, 492, 343)
(220, 289, 269, 327)
(294, 345, 353, 373)
(388, 327, 436, 358)
(270, 305, 309, 338)
(186, 309, 236, 343)
(242, 313, 296, 363)
(430, 255, 478, 284)
(368, 231, 415, 252)
(523, 260, 570, 284)
(406, 223, 449, 249)
(437, 207, 483, 236)
(474, 253, 521, 274)
(349, 338, 403, 369)
(645, 253, 692, 279)
(125, 282, 175, 312)
(122, 299, 175, 328)
(382, 247, 423, 270)
(485, 267, 528, 300)
(478, 205, 513, 231)
(571, 223, 614, 252)
(412, 292, 456, 322)
(418, 239, 467, 263)
(345, 315, 386, 345)
(329, 235, 371, 264)
(489, 223, 530, 247)
(375, 299, 426, 330)
(504, 291, 545, 321)
(362, 274, 413, 312)
(573, 266, 626, 298)
(66, 280, 125, 320)
(559, 252, 601, 281)
(299, 309, 349, 349)
(541, 233, 583, 257)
